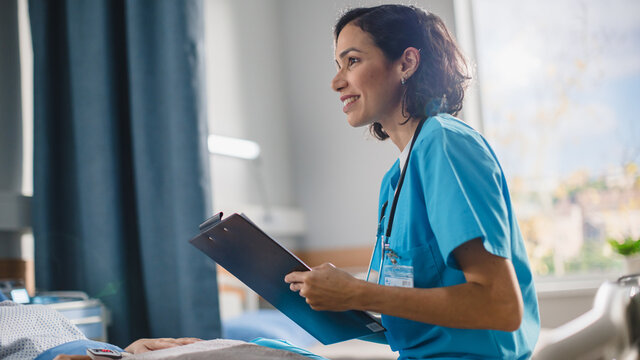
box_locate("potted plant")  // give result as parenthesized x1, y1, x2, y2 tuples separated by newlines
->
(608, 236, 640, 274)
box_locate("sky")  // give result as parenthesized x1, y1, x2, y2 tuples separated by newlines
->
(473, 0, 640, 182)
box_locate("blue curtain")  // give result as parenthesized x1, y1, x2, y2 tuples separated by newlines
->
(29, 0, 221, 347)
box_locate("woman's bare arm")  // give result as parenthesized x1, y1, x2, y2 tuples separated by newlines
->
(285, 238, 523, 331)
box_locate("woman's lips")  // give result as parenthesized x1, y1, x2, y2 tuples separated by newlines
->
(341, 95, 360, 113)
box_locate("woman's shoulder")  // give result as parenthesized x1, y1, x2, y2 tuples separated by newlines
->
(413, 114, 500, 169)
(421, 114, 480, 138)
(416, 114, 487, 152)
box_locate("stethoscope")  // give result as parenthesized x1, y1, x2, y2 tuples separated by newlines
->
(366, 117, 426, 283)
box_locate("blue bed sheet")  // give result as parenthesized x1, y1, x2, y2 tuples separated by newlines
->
(223, 309, 319, 348)
(34, 339, 123, 360)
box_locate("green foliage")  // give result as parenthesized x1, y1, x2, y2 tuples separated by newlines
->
(565, 241, 623, 273)
(539, 251, 555, 275)
(608, 236, 640, 256)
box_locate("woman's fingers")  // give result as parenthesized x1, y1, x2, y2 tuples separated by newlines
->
(284, 271, 307, 284)
(285, 263, 360, 311)
(289, 282, 303, 291)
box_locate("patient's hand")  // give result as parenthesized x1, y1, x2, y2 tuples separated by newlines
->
(124, 337, 202, 354)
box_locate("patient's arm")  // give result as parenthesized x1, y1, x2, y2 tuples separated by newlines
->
(52, 337, 202, 359)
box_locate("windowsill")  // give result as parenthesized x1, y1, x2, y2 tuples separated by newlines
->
(534, 273, 621, 298)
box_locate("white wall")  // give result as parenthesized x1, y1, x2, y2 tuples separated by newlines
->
(0, 0, 34, 293)
(204, 0, 295, 208)
(0, 0, 29, 258)
(203, 0, 301, 247)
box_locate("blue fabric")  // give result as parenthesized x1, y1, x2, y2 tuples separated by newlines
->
(373, 114, 540, 359)
(34, 340, 123, 360)
(250, 338, 329, 360)
(223, 310, 319, 349)
(0, 293, 7, 302)
(29, 0, 220, 347)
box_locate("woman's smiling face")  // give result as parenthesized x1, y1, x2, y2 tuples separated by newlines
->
(331, 23, 404, 128)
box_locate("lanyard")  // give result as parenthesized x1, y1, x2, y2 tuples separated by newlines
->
(384, 117, 426, 242)
(367, 118, 426, 283)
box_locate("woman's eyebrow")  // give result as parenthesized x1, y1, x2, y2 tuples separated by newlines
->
(337, 47, 364, 60)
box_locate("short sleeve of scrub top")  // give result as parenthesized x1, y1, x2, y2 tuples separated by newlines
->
(414, 116, 511, 267)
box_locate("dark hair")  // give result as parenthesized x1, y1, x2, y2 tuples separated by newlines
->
(334, 5, 471, 140)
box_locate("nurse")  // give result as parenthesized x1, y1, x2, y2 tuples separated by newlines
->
(285, 4, 540, 359)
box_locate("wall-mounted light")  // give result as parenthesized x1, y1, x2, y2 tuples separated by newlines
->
(206, 135, 305, 239)
(208, 134, 261, 160)
(207, 133, 272, 222)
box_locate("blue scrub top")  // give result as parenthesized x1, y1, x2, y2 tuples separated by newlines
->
(372, 114, 540, 359)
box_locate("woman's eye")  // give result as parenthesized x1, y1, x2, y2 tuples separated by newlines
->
(348, 57, 359, 67)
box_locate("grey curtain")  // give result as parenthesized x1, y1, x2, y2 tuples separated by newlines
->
(30, 0, 221, 347)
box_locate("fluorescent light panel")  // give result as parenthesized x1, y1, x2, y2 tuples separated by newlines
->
(208, 134, 261, 160)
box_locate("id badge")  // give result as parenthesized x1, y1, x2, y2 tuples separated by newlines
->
(383, 264, 414, 288)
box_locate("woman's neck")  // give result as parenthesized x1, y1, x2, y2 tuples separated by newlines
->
(383, 116, 420, 152)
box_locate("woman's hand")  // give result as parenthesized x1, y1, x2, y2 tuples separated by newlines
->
(284, 263, 363, 311)
(124, 337, 202, 354)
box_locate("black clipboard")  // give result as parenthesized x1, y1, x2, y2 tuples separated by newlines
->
(189, 212, 385, 345)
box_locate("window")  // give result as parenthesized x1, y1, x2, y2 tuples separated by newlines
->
(473, 0, 640, 276)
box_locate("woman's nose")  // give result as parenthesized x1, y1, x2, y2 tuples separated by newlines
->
(331, 72, 346, 92)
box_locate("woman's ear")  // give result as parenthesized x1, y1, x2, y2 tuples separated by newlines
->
(399, 47, 421, 80)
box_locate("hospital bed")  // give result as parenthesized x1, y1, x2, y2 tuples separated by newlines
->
(533, 273, 640, 360)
